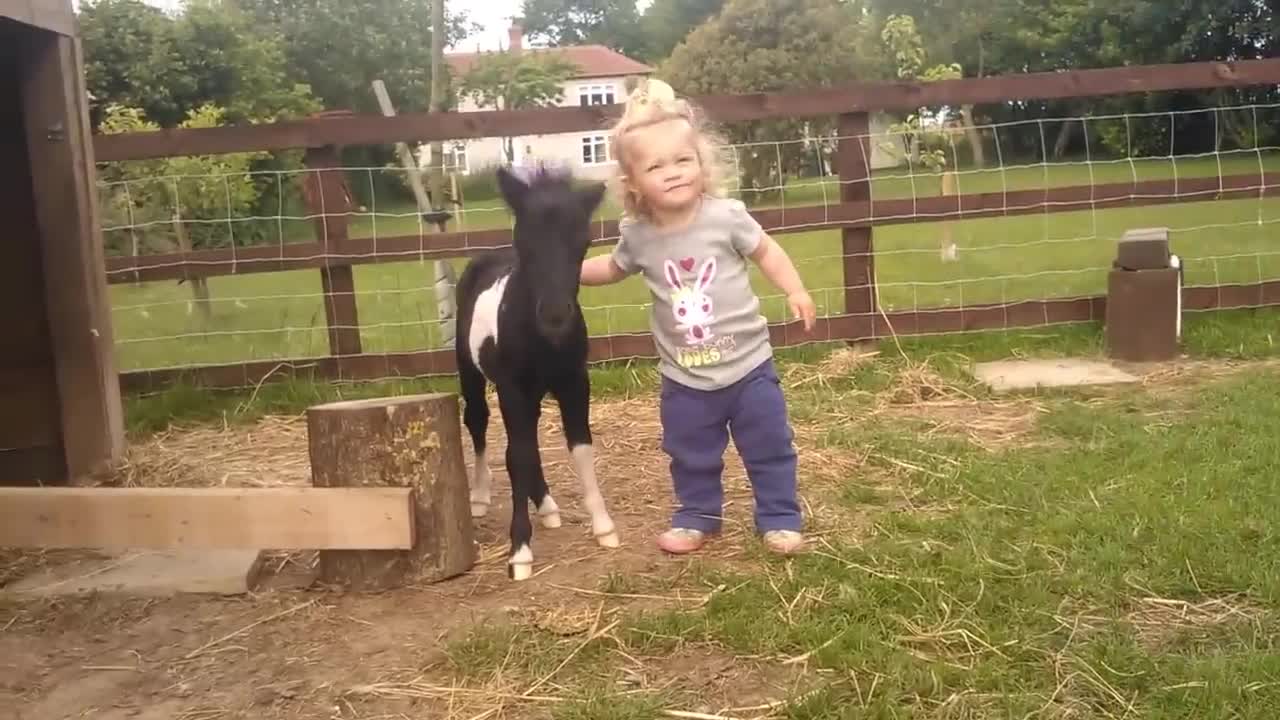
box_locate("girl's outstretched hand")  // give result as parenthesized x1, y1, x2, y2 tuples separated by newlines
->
(788, 290, 817, 332)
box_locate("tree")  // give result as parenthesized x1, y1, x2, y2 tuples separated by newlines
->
(79, 0, 321, 128)
(878, 14, 974, 170)
(458, 52, 579, 162)
(78, 0, 192, 127)
(98, 104, 269, 323)
(173, 0, 320, 124)
(660, 0, 885, 202)
(237, 0, 478, 114)
(519, 0, 645, 58)
(636, 0, 725, 62)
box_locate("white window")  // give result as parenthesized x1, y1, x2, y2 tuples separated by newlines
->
(581, 134, 611, 165)
(443, 142, 468, 174)
(578, 84, 616, 107)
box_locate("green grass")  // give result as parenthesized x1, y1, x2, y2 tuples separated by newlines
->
(105, 153, 1280, 373)
(423, 350, 1280, 718)
(121, 306, 1279, 435)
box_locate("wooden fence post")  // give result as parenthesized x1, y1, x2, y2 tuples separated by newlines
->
(303, 140, 362, 358)
(836, 113, 876, 330)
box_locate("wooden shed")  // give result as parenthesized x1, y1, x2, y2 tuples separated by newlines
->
(1, 1, 124, 486)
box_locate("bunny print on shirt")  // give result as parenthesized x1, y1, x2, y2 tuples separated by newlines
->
(664, 257, 717, 346)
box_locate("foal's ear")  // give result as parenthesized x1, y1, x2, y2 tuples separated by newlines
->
(578, 182, 607, 216)
(495, 165, 528, 212)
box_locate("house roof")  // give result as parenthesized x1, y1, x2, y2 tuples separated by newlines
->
(446, 45, 653, 81)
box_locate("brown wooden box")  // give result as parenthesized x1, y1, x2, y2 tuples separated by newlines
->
(1105, 268, 1180, 362)
(0, 5, 124, 485)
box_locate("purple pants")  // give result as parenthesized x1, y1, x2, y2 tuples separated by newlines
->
(659, 359, 802, 534)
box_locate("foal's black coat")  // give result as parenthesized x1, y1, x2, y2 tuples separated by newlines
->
(455, 166, 616, 580)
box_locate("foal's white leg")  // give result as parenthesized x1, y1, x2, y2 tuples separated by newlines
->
(571, 444, 619, 547)
(470, 447, 492, 518)
(509, 542, 533, 581)
(537, 494, 562, 528)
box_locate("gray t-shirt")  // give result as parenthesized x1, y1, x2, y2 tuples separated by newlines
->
(611, 196, 774, 391)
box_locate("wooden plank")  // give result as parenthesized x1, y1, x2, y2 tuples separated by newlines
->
(22, 31, 126, 480)
(0, 0, 77, 36)
(303, 145, 363, 357)
(104, 172, 1279, 285)
(0, 486, 416, 550)
(91, 59, 1280, 162)
(837, 113, 875, 318)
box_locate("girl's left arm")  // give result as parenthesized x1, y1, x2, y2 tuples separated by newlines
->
(749, 234, 816, 332)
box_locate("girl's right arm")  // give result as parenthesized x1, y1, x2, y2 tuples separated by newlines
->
(581, 255, 627, 286)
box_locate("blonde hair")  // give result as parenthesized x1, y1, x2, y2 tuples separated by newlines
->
(609, 77, 730, 221)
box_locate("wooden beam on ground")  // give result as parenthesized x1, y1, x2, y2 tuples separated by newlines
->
(0, 487, 415, 550)
(92, 59, 1280, 161)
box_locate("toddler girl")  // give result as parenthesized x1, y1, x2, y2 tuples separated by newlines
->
(580, 78, 816, 555)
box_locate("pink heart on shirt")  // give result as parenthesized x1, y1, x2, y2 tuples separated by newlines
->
(679, 257, 695, 272)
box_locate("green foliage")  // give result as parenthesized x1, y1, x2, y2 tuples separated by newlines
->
(97, 104, 269, 256)
(78, 0, 320, 128)
(458, 51, 578, 162)
(635, 0, 725, 62)
(519, 0, 646, 58)
(660, 0, 885, 203)
(878, 14, 966, 174)
(237, 0, 477, 114)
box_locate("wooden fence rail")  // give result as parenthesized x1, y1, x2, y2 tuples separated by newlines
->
(92, 59, 1280, 392)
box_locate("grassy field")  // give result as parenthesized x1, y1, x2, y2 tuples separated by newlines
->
(95, 312, 1280, 719)
(106, 152, 1280, 372)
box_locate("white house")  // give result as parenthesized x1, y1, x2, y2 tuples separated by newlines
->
(422, 24, 904, 182)
(418, 25, 651, 182)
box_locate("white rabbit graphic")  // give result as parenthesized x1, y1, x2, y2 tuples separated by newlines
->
(664, 257, 717, 346)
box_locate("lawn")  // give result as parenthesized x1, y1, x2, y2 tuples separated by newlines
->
(18, 315, 1277, 719)
(105, 152, 1280, 372)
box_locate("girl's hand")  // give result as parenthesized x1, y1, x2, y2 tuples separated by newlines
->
(788, 290, 817, 332)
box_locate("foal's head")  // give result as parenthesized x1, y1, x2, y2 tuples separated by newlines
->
(496, 165, 607, 344)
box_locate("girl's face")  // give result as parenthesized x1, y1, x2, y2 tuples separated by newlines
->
(622, 118, 705, 217)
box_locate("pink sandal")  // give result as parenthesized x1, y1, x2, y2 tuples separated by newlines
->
(657, 528, 707, 554)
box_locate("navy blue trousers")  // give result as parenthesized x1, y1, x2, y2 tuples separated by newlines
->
(659, 359, 802, 534)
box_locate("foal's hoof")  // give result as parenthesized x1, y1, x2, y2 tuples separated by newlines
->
(595, 530, 621, 549)
(470, 502, 489, 519)
(509, 562, 533, 581)
(539, 512, 563, 529)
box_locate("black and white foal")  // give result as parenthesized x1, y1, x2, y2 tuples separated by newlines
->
(455, 165, 619, 581)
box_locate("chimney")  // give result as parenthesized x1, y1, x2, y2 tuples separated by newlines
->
(508, 23, 523, 53)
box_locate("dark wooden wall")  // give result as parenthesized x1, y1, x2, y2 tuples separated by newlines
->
(0, 19, 66, 485)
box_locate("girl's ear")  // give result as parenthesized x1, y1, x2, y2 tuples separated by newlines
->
(664, 260, 682, 288)
(695, 257, 717, 291)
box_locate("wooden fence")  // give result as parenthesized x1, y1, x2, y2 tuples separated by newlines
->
(94, 59, 1280, 392)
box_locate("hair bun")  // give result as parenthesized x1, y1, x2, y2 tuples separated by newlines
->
(625, 78, 677, 112)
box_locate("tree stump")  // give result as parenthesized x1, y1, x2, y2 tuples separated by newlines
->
(307, 393, 475, 590)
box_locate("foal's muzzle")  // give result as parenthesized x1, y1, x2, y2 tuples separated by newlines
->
(536, 299, 576, 341)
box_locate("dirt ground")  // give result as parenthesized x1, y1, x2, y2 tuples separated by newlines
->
(7, 352, 1219, 719)
(0, 393, 826, 720)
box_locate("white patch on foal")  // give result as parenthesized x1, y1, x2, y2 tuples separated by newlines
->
(509, 543, 533, 581)
(537, 494, 562, 528)
(470, 447, 492, 518)
(468, 273, 510, 370)
(571, 444, 618, 547)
